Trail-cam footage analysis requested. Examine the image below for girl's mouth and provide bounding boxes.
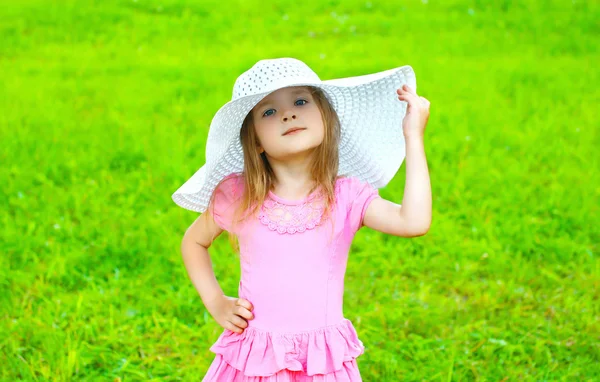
[283,127,306,136]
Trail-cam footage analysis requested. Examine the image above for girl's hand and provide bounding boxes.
[205,294,254,334]
[397,84,430,139]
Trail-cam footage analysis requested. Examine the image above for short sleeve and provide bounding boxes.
[340,177,381,234]
[207,173,243,232]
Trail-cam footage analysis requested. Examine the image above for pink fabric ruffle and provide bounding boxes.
[203,355,362,381]
[207,319,364,377]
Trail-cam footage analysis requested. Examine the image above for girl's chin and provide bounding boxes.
[265,145,322,162]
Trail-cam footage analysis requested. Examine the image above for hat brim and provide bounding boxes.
[172,65,416,213]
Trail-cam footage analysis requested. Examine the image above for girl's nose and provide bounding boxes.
[282,114,297,122]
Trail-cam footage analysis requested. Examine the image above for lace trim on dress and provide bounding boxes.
[258,191,326,235]
[257,179,352,235]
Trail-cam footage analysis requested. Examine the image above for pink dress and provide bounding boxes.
[202,173,381,381]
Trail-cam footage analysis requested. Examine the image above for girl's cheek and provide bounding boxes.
[256,125,277,142]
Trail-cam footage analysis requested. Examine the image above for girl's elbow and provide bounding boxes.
[416,226,430,237]
[408,221,431,237]
[419,221,432,236]
[397,213,431,237]
[391,227,427,238]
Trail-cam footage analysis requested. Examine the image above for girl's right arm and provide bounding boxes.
[180,212,254,333]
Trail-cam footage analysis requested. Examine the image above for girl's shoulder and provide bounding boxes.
[335,176,381,233]
[209,173,245,232]
[214,172,245,199]
[334,175,379,200]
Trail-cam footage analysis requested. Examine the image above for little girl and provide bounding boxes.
[173,57,431,381]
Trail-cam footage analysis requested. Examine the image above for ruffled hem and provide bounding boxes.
[203,355,362,381]
[208,319,365,377]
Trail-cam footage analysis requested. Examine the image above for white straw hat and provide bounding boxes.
[172,57,416,213]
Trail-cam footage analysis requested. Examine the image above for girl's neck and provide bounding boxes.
[271,171,317,199]
[271,178,317,201]
[268,157,317,201]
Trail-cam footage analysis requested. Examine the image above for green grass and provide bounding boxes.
[1,0,599,380]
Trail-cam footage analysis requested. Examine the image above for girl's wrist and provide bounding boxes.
[203,292,226,310]
[404,133,424,142]
[200,283,226,306]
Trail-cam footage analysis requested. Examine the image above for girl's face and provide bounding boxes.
[251,86,325,161]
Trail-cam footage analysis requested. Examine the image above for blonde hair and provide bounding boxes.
[212,86,341,251]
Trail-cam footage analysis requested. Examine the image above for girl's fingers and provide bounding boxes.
[228,315,248,330]
[224,320,244,333]
[398,93,419,106]
[397,84,417,95]
[236,298,254,311]
[236,305,254,320]
[405,85,417,95]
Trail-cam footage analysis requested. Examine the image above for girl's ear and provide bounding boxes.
[256,138,264,154]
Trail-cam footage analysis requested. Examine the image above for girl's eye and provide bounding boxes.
[262,99,308,117]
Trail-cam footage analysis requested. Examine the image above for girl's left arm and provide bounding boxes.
[363,84,432,237]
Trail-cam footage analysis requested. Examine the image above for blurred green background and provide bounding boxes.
[1,0,598,380]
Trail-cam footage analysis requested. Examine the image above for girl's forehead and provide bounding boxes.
[263,86,311,100]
